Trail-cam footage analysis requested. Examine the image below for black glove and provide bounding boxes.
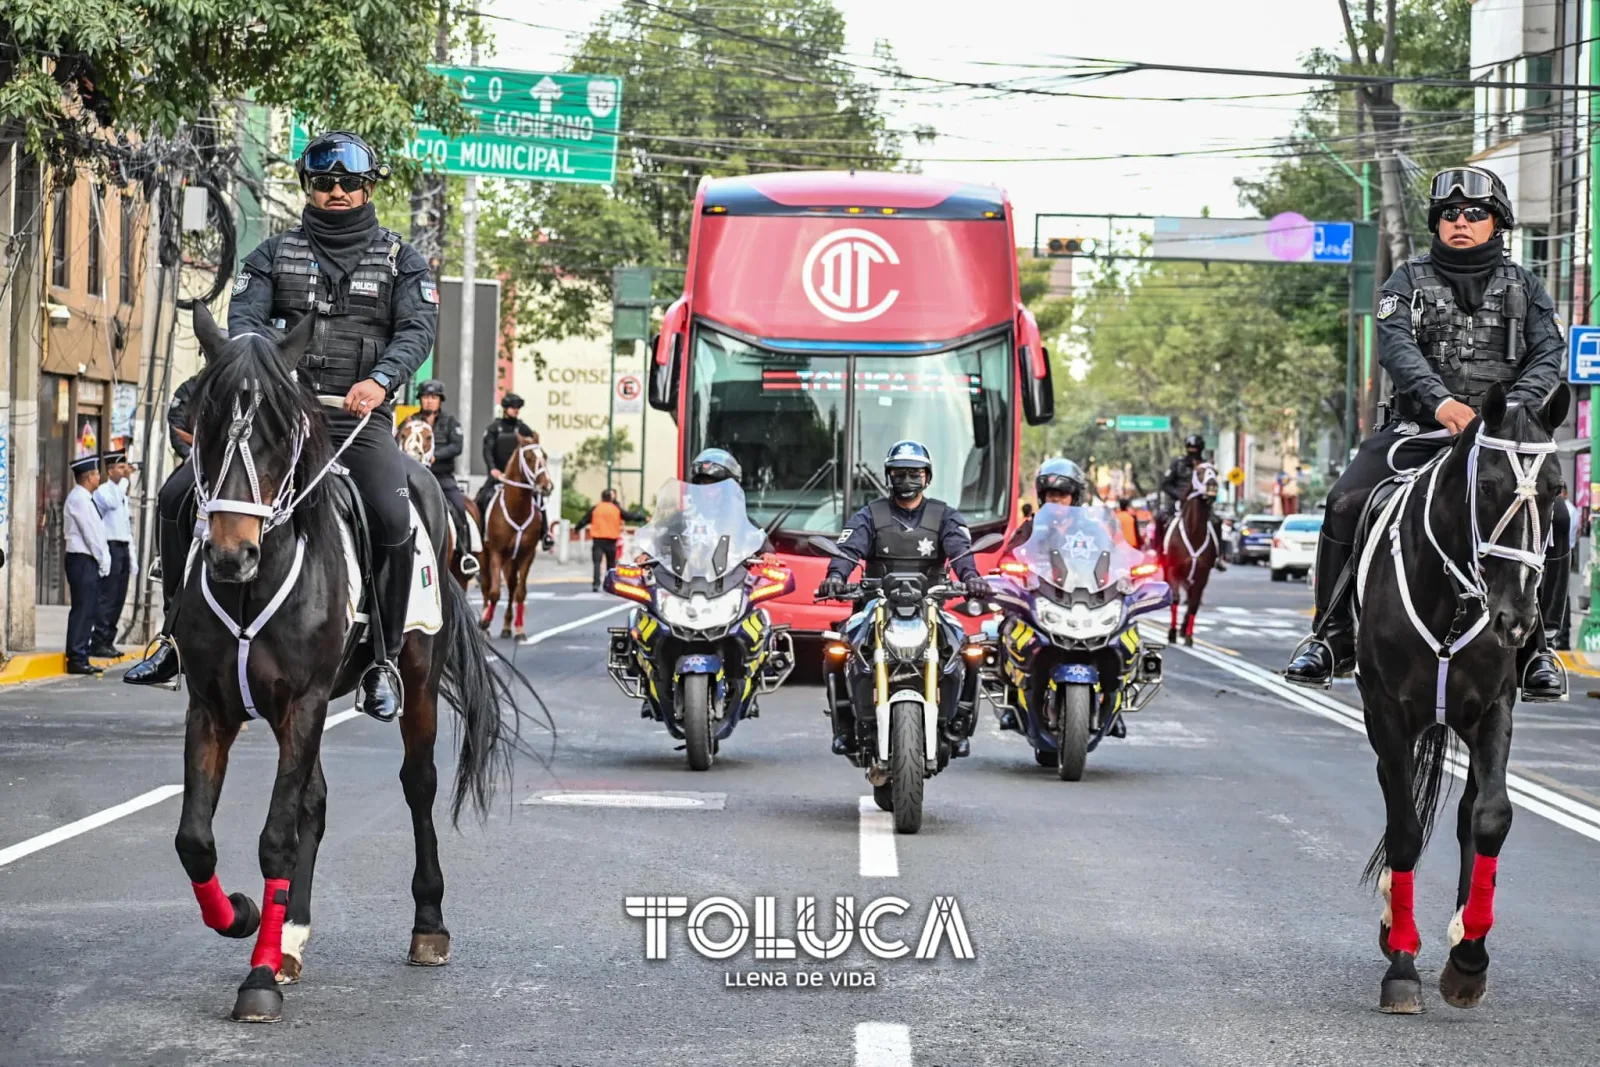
[963,576,992,600]
[817,575,849,600]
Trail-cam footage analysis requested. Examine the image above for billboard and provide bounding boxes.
[1151,214,1354,264]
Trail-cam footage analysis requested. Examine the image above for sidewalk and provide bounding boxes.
[0,605,137,685]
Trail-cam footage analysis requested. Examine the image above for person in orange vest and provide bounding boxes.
[1115,496,1143,550]
[576,488,648,591]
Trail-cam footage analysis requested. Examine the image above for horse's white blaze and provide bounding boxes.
[1378,867,1393,927]
[1447,907,1465,947]
[281,921,311,961]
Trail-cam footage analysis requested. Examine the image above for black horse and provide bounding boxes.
[1354,382,1566,1014]
[172,303,530,1023]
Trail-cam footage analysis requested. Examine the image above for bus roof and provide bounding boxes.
[702,171,1007,219]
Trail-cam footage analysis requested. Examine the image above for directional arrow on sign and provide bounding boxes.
[531,76,563,113]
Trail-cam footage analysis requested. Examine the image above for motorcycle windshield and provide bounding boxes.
[633,479,768,582]
[1013,504,1143,594]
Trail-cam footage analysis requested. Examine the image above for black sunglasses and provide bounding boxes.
[308,174,371,193]
[1439,205,1493,223]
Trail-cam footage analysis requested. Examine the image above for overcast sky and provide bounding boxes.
[479,0,1350,238]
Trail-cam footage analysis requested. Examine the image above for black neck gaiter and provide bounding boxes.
[1429,234,1504,314]
[300,202,380,312]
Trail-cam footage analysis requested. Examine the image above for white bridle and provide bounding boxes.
[493,442,550,557]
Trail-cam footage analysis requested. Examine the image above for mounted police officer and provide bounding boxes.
[816,441,992,757]
[1284,165,1566,700]
[127,130,437,723]
[475,393,554,550]
[400,379,471,563]
[1154,434,1225,571]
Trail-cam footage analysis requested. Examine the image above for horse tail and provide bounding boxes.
[435,576,556,826]
[1361,723,1455,884]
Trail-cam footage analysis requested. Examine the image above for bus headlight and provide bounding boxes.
[658,588,745,633]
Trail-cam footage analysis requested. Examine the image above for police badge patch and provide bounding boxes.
[231,273,251,296]
[1377,294,1399,320]
[420,280,440,304]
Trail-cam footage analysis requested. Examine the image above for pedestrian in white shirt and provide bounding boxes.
[64,454,111,675]
[91,449,138,657]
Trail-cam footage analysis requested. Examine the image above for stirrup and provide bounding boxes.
[1521,653,1569,704]
[1284,634,1336,690]
[457,552,480,577]
[358,660,405,722]
[132,635,182,691]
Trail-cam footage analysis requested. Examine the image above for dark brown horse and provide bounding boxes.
[173,304,531,1023]
[1161,461,1220,647]
[479,439,553,638]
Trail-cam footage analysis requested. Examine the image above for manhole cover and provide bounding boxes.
[524,791,726,810]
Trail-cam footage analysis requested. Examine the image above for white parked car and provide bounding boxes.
[1270,513,1322,582]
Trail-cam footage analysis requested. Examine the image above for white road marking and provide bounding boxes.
[1150,625,1600,845]
[0,785,184,867]
[519,604,631,646]
[855,1022,912,1067]
[0,610,616,867]
[858,796,899,878]
[523,791,726,810]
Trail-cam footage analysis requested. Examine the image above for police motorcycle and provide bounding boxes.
[982,504,1170,780]
[603,479,796,770]
[810,531,1004,835]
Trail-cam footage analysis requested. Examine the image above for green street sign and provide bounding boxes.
[1115,414,1172,433]
[291,66,622,184]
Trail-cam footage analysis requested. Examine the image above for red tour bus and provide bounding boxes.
[647,171,1055,636]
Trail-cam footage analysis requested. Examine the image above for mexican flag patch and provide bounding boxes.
[421,565,434,588]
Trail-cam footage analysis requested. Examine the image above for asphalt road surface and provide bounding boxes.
[4,572,1600,1066]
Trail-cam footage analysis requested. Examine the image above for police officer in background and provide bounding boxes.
[167,375,198,460]
[476,392,554,550]
[127,131,437,723]
[1285,165,1565,699]
[1153,434,1225,571]
[400,379,470,555]
[817,441,991,756]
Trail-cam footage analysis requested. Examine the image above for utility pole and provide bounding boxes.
[458,35,479,472]
[1576,0,1600,652]
[0,143,15,657]
[412,0,451,277]
[6,154,43,652]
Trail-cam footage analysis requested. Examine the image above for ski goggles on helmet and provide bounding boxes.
[301,140,377,177]
[307,174,371,193]
[1429,167,1497,203]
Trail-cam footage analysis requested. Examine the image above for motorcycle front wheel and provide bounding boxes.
[682,673,714,772]
[890,700,926,834]
[1055,685,1092,782]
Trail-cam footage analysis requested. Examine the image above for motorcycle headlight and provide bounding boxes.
[882,616,929,659]
[657,587,745,632]
[1035,599,1124,639]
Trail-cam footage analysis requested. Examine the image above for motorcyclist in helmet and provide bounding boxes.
[1005,458,1091,552]
[682,447,775,552]
[475,392,554,551]
[1153,434,1226,571]
[817,440,991,757]
[398,379,472,568]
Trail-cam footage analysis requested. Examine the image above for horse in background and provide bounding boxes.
[397,417,481,589]
[1161,461,1221,647]
[479,440,553,639]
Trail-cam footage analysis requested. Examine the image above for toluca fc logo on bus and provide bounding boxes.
[802,228,902,323]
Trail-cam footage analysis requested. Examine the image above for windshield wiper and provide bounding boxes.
[762,456,838,537]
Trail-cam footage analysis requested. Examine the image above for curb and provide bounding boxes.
[1557,650,1600,680]
[0,651,138,686]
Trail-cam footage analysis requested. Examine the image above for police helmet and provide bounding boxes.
[690,447,742,485]
[417,379,446,400]
[1183,433,1206,457]
[884,441,933,501]
[1427,166,1514,232]
[296,131,389,186]
[1036,458,1088,502]
[501,393,525,411]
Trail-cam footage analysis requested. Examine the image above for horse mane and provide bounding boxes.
[192,332,338,550]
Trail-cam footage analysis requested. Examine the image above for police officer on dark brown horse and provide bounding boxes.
[1285,165,1566,700]
[127,130,438,722]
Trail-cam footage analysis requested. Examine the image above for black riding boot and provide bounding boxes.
[1210,517,1227,571]
[1284,534,1356,687]
[1520,632,1567,703]
[541,504,555,551]
[124,515,187,688]
[358,533,415,722]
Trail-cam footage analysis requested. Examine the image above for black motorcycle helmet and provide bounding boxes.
[295,130,390,190]
[1183,433,1206,459]
[1427,165,1514,233]
[690,447,742,485]
[884,440,933,502]
[1035,457,1088,504]
[417,379,446,401]
[501,393,525,413]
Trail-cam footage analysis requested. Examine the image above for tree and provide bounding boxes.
[1,0,473,169]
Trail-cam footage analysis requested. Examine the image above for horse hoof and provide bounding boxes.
[275,955,302,985]
[1440,957,1488,1009]
[1168,627,1178,644]
[231,969,283,1023]
[220,892,260,939]
[513,628,526,639]
[499,627,512,639]
[1183,634,1194,648]
[1379,977,1425,1014]
[408,931,451,966]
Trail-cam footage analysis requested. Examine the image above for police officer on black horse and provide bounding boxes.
[816,441,992,758]
[127,130,439,722]
[400,379,473,570]
[475,393,554,551]
[1284,165,1566,700]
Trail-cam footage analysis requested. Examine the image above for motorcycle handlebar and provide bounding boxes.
[814,580,970,604]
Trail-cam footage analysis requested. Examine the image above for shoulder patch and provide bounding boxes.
[1377,294,1399,320]
[837,528,855,544]
[231,273,251,296]
[420,279,440,304]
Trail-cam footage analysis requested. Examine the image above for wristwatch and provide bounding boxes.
[370,371,392,392]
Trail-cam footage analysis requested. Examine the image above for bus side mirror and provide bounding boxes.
[1019,344,1054,426]
[649,332,681,413]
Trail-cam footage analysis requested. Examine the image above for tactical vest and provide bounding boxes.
[269,227,404,395]
[865,498,949,581]
[488,419,524,471]
[1398,259,1527,419]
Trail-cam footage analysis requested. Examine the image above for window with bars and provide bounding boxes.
[50,187,69,289]
[1526,54,1555,133]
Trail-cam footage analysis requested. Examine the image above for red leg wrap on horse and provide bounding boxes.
[1388,869,1421,955]
[249,879,292,971]
[515,602,525,628]
[481,602,495,626]
[1461,854,1498,941]
[192,875,235,931]
[1184,615,1196,636]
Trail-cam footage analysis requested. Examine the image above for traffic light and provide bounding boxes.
[1047,236,1098,257]
[1094,416,1116,429]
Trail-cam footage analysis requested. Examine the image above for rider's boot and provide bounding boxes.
[125,515,186,688]
[1210,517,1227,571]
[831,706,858,755]
[541,504,555,551]
[1284,534,1355,687]
[1520,630,1567,703]
[358,533,415,722]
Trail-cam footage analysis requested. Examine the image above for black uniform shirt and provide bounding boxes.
[827,497,980,583]
[481,416,536,473]
[167,375,199,459]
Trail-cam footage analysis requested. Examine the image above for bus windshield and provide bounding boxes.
[686,326,1014,532]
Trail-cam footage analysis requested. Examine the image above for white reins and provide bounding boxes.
[492,442,549,557]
